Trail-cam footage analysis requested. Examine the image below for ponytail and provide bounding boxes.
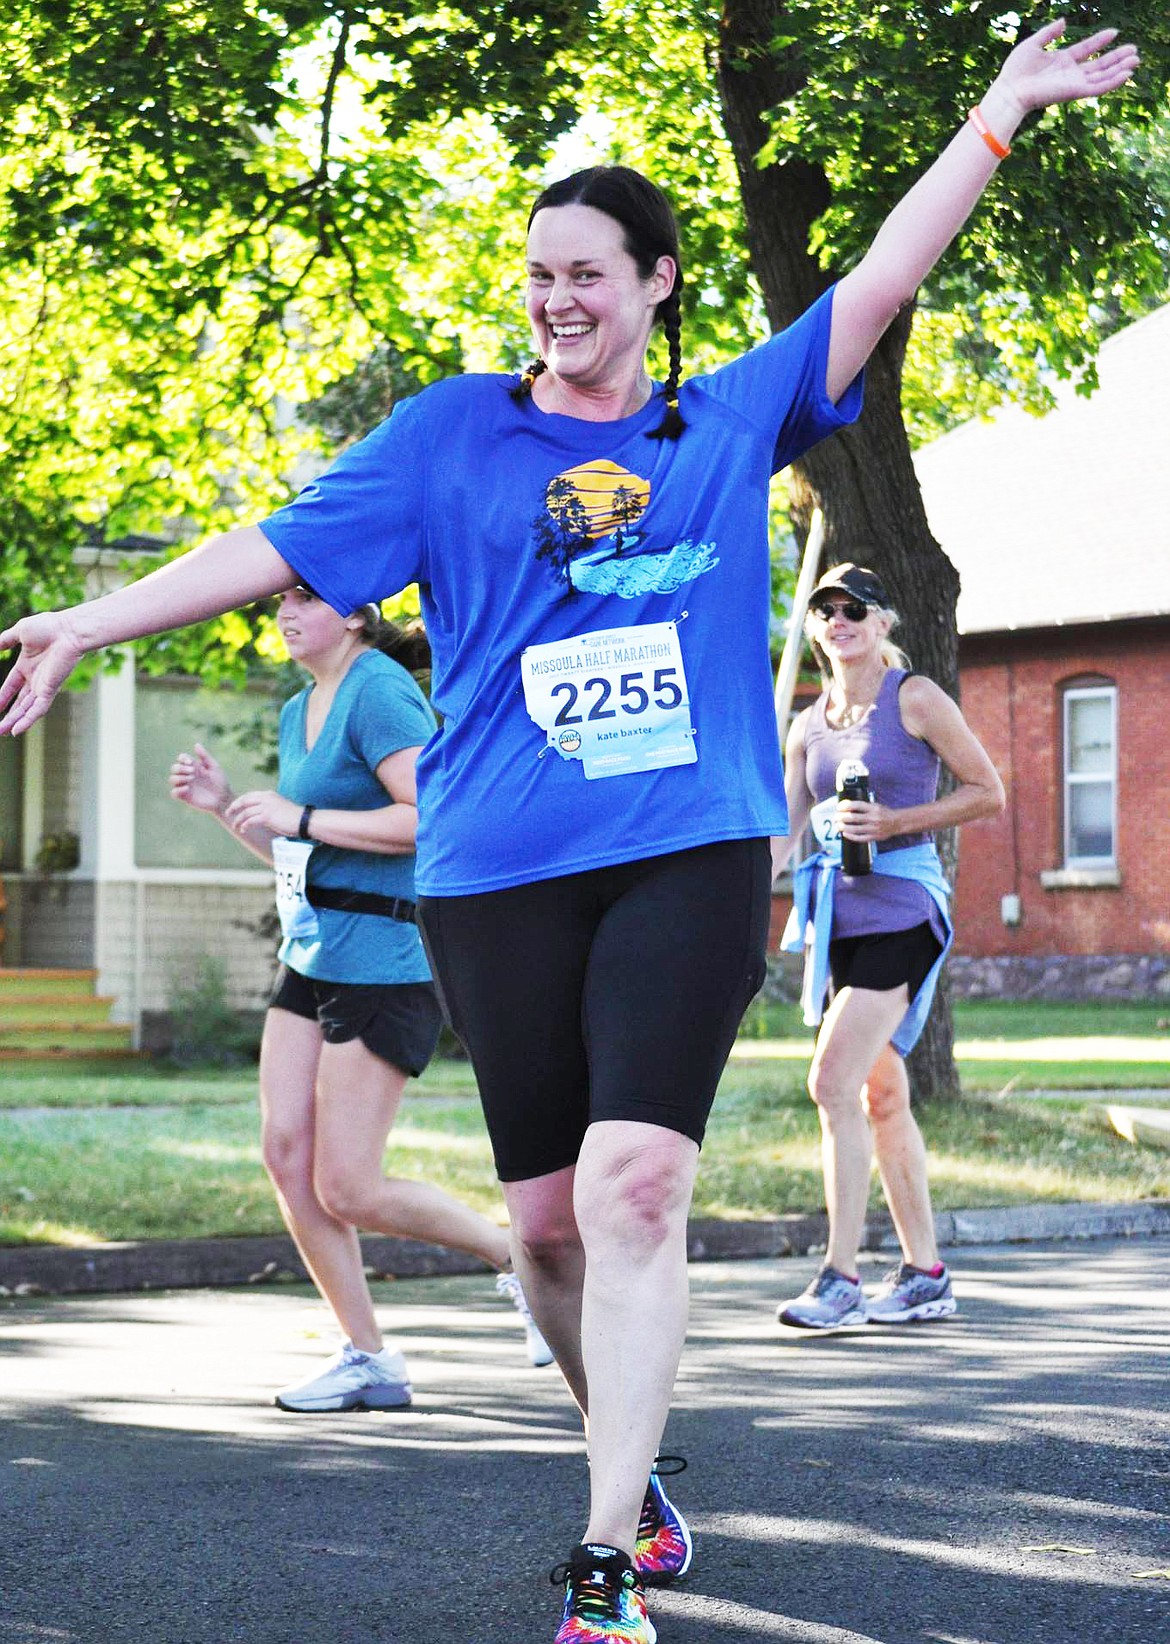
[354,606,432,680]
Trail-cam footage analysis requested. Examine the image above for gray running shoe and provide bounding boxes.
[274,1342,412,1412]
[777,1265,867,1330]
[496,1270,555,1367]
[866,1262,957,1323]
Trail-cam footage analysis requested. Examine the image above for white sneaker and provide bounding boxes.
[274,1342,412,1412]
[777,1265,868,1331]
[496,1270,555,1367]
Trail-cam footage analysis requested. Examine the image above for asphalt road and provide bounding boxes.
[2,1239,1167,1644]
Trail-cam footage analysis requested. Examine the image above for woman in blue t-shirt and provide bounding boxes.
[0,24,1139,1642]
[170,586,551,1411]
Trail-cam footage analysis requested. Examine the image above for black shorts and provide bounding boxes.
[828,921,942,1002]
[418,839,772,1182]
[268,966,443,1077]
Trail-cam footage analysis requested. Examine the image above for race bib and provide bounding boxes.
[810,796,844,851]
[272,837,319,941]
[521,620,697,781]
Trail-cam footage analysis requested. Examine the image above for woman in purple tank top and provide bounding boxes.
[773,563,1004,1333]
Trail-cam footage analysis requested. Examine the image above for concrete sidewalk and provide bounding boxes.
[2,1239,1168,1643]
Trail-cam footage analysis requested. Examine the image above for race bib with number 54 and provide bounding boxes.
[521,620,697,780]
[271,836,319,941]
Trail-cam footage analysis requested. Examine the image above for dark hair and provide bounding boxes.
[511,165,686,441]
[353,606,432,680]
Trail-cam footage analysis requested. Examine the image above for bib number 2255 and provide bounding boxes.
[522,621,696,780]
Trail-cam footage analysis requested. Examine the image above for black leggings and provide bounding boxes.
[419,839,772,1182]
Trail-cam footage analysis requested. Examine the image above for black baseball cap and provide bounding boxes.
[810,563,889,609]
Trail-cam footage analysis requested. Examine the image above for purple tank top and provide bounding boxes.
[802,667,944,941]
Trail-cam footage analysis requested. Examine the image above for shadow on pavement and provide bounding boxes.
[1,1242,1168,1643]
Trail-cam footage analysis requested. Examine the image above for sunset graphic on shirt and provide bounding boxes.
[532,458,719,598]
[545,460,651,541]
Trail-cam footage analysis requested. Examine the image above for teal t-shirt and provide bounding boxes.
[262,287,862,895]
[276,648,436,983]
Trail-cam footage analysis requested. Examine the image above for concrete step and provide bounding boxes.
[0,1046,143,1063]
[0,968,99,1000]
[0,1021,135,1054]
[0,995,117,1026]
[1107,1105,1170,1151]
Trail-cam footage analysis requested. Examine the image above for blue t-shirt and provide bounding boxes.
[276,647,437,982]
[261,287,862,895]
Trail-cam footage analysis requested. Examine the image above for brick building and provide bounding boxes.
[913,302,1170,998]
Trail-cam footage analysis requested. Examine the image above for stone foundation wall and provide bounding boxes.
[948,953,1170,1001]
[762,949,1170,1004]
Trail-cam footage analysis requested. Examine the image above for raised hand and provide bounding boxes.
[995,18,1139,118]
[170,743,232,816]
[0,612,88,737]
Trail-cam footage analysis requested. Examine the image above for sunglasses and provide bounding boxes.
[810,598,870,623]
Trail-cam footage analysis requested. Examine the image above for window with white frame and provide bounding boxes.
[135,678,279,869]
[1062,684,1117,867]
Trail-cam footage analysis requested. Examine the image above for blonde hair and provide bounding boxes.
[875,606,912,672]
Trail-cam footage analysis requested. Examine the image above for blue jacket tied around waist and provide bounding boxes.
[780,841,953,1055]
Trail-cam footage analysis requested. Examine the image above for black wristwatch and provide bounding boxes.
[297,804,316,841]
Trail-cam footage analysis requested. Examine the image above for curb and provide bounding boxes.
[2,1200,1168,1298]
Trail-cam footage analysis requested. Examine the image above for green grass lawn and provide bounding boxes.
[0,1057,481,1110]
[735,997,1170,1090]
[2,1003,1167,1246]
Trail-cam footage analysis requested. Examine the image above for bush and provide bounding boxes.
[164,954,260,1068]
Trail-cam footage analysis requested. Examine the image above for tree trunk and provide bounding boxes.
[718,0,962,1102]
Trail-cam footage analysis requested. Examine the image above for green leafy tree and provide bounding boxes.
[706,0,1170,1098]
[0,1,569,673]
[3,0,1169,1094]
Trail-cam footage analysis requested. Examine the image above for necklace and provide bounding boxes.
[833,698,873,730]
[830,671,884,730]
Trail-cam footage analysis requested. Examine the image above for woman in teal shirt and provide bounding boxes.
[171,585,550,1411]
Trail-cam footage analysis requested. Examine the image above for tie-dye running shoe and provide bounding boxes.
[552,1545,656,1644]
[634,1455,693,1585]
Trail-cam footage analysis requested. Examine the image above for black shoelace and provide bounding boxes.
[550,1550,642,1620]
[638,1453,687,1538]
[554,1566,625,1621]
[651,1453,687,1478]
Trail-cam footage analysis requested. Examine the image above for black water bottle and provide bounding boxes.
[836,758,874,876]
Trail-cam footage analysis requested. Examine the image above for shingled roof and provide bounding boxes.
[912,302,1170,636]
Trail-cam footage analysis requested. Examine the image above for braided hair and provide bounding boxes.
[510,165,687,441]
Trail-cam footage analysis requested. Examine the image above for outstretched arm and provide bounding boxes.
[0,524,296,737]
[826,19,1140,402]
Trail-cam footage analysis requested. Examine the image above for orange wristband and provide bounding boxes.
[968,105,1011,161]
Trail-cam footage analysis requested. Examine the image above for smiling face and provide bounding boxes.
[807,596,891,668]
[525,203,675,395]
